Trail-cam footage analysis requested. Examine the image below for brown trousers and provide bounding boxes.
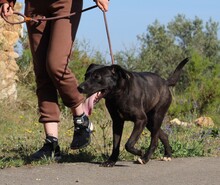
[25,0,84,123]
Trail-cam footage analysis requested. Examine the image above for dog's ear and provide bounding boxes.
[111,65,130,79]
[85,63,104,79]
[86,63,101,73]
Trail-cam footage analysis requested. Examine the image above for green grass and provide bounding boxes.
[0,84,219,169]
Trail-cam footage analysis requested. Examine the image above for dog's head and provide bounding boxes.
[78,63,130,95]
[78,63,130,115]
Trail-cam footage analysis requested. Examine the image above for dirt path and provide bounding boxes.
[1,157,219,185]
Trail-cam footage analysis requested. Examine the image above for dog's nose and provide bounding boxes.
[77,85,84,93]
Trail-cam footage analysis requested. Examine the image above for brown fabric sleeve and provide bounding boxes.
[0,0,16,8]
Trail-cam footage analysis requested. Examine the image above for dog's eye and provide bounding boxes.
[92,74,101,80]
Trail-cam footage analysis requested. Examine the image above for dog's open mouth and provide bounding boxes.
[82,90,107,116]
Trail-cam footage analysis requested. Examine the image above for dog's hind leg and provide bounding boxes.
[125,119,147,157]
[138,107,169,164]
[158,129,172,161]
[137,128,160,164]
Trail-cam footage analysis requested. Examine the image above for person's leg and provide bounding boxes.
[25,0,61,160]
[46,0,84,109]
[46,0,93,149]
[44,122,58,138]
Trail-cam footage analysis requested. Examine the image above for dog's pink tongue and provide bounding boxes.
[82,93,98,116]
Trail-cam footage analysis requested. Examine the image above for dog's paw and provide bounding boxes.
[160,157,172,161]
[99,160,116,167]
[136,158,149,165]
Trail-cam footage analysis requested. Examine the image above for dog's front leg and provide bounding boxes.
[100,120,124,167]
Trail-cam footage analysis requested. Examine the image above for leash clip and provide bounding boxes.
[24,16,39,23]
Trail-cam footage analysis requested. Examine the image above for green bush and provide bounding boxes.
[169,51,220,126]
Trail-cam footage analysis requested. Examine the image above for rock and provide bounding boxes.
[194,116,214,127]
[0,3,22,102]
[2,31,20,47]
[170,118,189,127]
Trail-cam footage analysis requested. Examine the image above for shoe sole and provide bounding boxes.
[89,122,94,131]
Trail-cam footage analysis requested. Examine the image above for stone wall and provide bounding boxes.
[0,3,22,101]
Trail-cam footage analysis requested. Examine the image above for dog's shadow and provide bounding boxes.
[58,151,97,163]
[58,152,129,167]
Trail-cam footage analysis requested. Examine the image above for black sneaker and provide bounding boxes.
[70,113,93,150]
[30,136,61,161]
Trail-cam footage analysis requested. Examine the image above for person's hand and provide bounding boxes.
[94,0,109,12]
[0,3,13,16]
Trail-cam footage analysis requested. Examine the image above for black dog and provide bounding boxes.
[78,58,189,167]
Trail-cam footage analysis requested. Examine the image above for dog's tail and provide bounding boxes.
[166,58,189,86]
